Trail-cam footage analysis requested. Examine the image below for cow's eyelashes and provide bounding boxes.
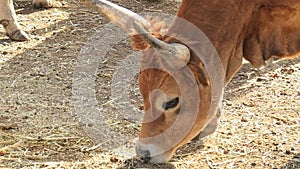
[163,97,179,110]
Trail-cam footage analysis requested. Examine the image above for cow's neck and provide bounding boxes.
[172,0,256,83]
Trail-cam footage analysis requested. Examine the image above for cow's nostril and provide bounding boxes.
[142,156,151,163]
[136,147,151,162]
[143,149,151,157]
[141,149,151,162]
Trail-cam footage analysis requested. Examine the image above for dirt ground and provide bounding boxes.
[0,0,299,168]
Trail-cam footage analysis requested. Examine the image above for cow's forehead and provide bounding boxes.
[139,68,178,90]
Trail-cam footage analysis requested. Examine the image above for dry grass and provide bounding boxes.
[0,0,299,168]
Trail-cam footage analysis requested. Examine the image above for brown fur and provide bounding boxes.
[133,0,300,83]
[131,17,165,50]
[131,18,211,86]
[133,0,300,163]
[176,0,300,82]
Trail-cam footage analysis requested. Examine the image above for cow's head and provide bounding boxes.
[88,0,224,163]
[131,24,215,162]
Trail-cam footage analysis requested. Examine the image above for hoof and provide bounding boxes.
[10,30,30,41]
[33,0,53,8]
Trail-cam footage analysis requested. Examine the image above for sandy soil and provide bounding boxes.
[0,0,299,168]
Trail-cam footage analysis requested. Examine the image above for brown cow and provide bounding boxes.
[87,0,300,163]
[0,0,52,41]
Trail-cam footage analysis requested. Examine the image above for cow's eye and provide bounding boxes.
[163,97,179,110]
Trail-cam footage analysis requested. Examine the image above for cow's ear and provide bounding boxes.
[188,59,210,87]
[131,34,150,50]
[131,17,165,50]
[194,62,211,87]
[131,32,164,50]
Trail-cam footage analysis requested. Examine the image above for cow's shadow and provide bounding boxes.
[14,1,41,15]
[223,56,300,104]
[14,1,66,15]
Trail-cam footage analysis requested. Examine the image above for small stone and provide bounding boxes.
[226,102,232,106]
[223,149,229,154]
[110,157,119,162]
[241,117,248,122]
[256,77,265,82]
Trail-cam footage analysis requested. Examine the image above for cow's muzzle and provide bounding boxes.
[136,146,151,162]
[135,140,173,163]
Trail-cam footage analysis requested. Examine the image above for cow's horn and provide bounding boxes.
[86,0,150,34]
[133,22,190,69]
[87,0,190,68]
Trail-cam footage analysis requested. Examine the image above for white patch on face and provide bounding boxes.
[151,89,180,113]
[136,140,162,155]
[149,153,172,164]
[135,139,172,163]
[152,89,168,112]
